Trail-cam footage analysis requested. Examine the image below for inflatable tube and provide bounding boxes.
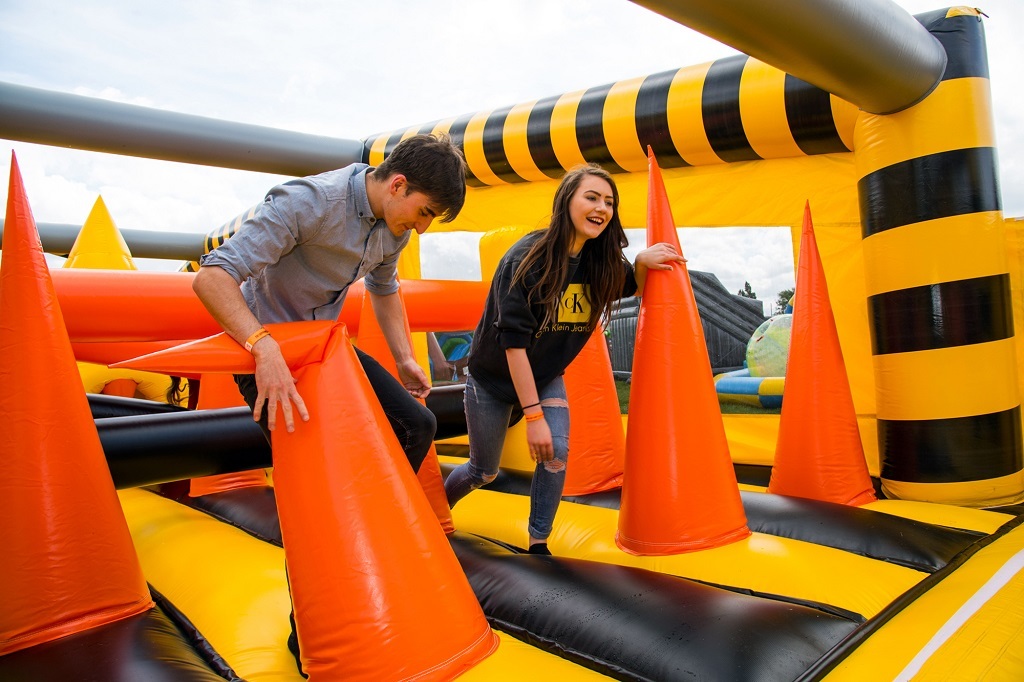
[714,368,784,408]
[89,393,186,418]
[96,408,270,489]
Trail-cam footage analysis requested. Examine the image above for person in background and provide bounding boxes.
[444,164,684,555]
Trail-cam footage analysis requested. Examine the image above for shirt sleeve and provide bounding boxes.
[493,255,538,349]
[363,234,410,296]
[198,178,328,283]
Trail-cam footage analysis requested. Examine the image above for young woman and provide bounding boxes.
[444,164,684,555]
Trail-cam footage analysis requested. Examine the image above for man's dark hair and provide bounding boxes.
[373,133,467,223]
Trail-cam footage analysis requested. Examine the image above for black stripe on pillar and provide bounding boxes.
[859,147,1000,237]
[870,274,1014,355]
[915,10,989,80]
[526,95,565,179]
[575,84,626,174]
[702,55,761,163]
[879,406,1023,483]
[635,69,689,169]
[784,74,850,155]
[446,112,485,188]
[482,105,526,184]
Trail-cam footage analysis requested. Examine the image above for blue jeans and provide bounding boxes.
[234,347,435,473]
[444,375,569,540]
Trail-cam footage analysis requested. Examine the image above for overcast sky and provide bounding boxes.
[2,0,1022,312]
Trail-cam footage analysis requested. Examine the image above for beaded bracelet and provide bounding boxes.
[525,411,545,423]
[244,327,271,352]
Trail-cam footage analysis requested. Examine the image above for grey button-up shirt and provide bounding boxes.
[199,164,410,324]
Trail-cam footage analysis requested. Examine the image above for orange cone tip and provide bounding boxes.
[767,203,876,506]
[0,153,152,655]
[616,148,750,555]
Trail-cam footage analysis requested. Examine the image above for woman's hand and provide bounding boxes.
[636,242,686,271]
[634,242,687,294]
[527,415,554,463]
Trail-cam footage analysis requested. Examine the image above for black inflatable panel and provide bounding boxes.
[179,486,283,546]
[440,464,984,573]
[450,532,857,682]
[0,604,235,682]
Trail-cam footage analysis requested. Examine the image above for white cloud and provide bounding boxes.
[2,0,1022,275]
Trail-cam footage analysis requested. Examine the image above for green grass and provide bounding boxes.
[614,379,781,415]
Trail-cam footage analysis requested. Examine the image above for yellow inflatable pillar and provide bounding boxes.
[855,9,1024,506]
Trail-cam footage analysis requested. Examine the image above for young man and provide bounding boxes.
[193,133,467,474]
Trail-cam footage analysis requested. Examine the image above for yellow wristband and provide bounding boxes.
[525,411,545,423]
[244,327,271,352]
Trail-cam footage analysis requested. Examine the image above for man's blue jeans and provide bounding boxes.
[444,375,569,540]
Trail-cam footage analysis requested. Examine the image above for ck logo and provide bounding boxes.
[558,284,591,322]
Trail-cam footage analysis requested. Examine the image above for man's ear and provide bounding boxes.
[389,174,407,195]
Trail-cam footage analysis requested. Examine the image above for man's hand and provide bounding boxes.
[397,357,431,399]
[252,337,310,432]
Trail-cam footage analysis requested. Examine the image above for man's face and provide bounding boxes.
[383,176,441,238]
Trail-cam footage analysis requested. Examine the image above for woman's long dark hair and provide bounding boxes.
[510,164,628,330]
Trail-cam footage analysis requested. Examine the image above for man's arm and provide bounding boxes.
[368,290,430,399]
[192,265,309,432]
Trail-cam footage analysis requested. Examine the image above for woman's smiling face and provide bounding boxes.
[569,174,615,254]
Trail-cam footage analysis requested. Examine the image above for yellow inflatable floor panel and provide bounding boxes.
[119,488,303,682]
[450,489,926,618]
[864,499,1012,535]
[121,488,613,680]
[824,520,1024,681]
[462,632,609,681]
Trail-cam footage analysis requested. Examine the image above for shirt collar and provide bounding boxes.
[353,166,377,225]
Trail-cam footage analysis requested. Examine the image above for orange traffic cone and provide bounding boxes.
[0,153,152,655]
[562,325,626,495]
[767,203,876,506]
[117,323,498,679]
[616,148,750,555]
[355,287,455,534]
[189,373,269,497]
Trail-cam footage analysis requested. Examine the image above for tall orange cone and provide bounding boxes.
[355,287,455,534]
[616,148,750,555]
[0,153,152,655]
[189,373,269,497]
[562,325,626,495]
[117,324,498,679]
[767,203,876,506]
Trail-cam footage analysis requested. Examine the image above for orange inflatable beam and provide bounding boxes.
[616,149,750,555]
[118,323,498,679]
[0,153,152,656]
[767,203,876,506]
[51,269,489,342]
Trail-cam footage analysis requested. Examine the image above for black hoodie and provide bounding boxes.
[468,231,637,403]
